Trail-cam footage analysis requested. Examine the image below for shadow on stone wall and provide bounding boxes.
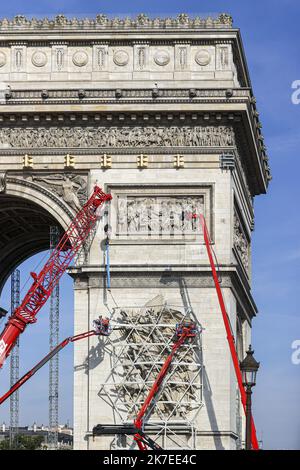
[202,368,225,450]
[74,337,106,374]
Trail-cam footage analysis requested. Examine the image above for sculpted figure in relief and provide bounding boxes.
[234,214,250,271]
[117,196,204,236]
[0,172,6,193]
[30,173,87,210]
[0,125,235,149]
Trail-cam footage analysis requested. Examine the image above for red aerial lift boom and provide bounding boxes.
[0,184,260,451]
[192,213,259,450]
[0,186,112,368]
[0,318,111,406]
[133,321,198,451]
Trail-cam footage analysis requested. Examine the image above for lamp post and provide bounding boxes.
[240,346,260,450]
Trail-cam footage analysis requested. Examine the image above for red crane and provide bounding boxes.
[0,318,111,407]
[192,213,259,450]
[0,331,95,406]
[133,321,198,451]
[0,186,112,368]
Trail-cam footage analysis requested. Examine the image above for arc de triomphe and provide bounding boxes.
[0,14,270,450]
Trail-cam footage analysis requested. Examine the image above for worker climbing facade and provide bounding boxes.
[0,13,270,450]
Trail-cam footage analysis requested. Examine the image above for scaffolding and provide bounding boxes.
[48,226,60,450]
[9,269,20,449]
[99,296,203,449]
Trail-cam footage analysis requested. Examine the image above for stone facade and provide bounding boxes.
[0,14,270,450]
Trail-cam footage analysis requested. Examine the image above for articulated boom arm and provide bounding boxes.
[192,213,259,450]
[134,322,197,450]
[0,186,112,368]
[0,316,112,407]
[0,330,96,406]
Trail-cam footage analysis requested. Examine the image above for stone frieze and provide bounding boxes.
[117,195,204,237]
[0,125,235,149]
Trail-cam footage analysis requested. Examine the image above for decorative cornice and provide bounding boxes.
[0,108,269,194]
[0,13,233,32]
[0,147,233,156]
[0,110,244,123]
[2,87,251,104]
[0,39,234,48]
[68,266,257,319]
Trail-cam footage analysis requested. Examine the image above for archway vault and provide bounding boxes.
[0,177,74,294]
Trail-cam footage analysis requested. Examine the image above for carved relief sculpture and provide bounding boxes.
[97,47,106,69]
[0,125,235,149]
[56,48,64,70]
[179,47,187,69]
[26,173,88,210]
[0,172,6,193]
[117,195,204,237]
[15,48,23,70]
[137,47,146,69]
[233,212,250,272]
[219,47,229,69]
[0,51,7,67]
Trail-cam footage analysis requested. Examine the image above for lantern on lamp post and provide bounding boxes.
[240,345,260,450]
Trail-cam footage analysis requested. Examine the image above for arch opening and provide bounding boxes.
[0,194,64,294]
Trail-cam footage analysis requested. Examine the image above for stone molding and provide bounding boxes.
[0,124,235,149]
[0,147,229,157]
[0,42,234,79]
[0,121,268,198]
[0,14,233,31]
[4,87,251,103]
[108,183,213,241]
[72,270,232,289]
[6,175,75,219]
[69,267,257,320]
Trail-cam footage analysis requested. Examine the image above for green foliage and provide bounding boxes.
[16,434,44,450]
[0,439,10,449]
[0,434,45,450]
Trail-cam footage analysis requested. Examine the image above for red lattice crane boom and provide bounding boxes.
[0,186,112,368]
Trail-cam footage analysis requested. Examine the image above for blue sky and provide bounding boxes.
[0,0,299,450]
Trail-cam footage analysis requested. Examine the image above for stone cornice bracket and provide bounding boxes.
[49,41,69,46]
[0,13,233,31]
[91,40,109,46]
[8,41,27,46]
[0,172,6,193]
[132,40,150,45]
[174,39,191,45]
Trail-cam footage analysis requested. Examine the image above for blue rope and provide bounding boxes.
[105,238,111,290]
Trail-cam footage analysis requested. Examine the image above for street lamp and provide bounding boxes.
[240,345,260,450]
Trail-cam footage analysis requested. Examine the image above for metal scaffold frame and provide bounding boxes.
[99,299,203,450]
[48,226,60,450]
[9,269,20,449]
